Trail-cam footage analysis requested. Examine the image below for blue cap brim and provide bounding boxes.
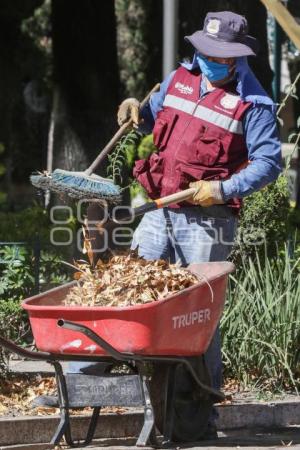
[185,30,258,58]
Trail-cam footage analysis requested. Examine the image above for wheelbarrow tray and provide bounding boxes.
[22,261,234,357]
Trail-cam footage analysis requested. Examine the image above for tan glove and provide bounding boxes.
[189,180,224,207]
[117,98,140,127]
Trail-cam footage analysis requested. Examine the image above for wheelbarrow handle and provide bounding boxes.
[0,335,53,361]
[57,319,224,402]
[57,319,143,362]
[0,334,113,363]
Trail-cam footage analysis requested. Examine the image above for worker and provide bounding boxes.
[117,11,282,437]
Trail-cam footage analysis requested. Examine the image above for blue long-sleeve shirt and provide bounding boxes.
[140,71,282,200]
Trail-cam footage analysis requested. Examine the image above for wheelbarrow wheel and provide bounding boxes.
[150,357,213,442]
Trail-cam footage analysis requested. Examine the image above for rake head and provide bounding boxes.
[30,169,122,204]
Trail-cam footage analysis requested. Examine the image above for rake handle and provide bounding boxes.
[85,83,161,176]
[114,187,197,222]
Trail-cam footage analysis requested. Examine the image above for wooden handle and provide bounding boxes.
[155,188,196,208]
[260,0,300,50]
[86,83,161,175]
[113,187,197,223]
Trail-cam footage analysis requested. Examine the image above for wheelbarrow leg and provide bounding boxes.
[52,361,101,448]
[162,364,176,446]
[79,407,101,446]
[137,375,157,447]
[50,408,69,445]
[64,407,101,448]
[50,362,71,445]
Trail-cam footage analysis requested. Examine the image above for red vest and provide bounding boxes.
[133,66,252,210]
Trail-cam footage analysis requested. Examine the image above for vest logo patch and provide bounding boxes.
[220,94,240,109]
[206,19,221,35]
[175,82,193,95]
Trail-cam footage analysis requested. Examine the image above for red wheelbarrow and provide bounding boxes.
[0,261,234,447]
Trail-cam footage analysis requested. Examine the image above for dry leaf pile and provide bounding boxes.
[0,376,57,416]
[0,375,126,417]
[65,252,198,307]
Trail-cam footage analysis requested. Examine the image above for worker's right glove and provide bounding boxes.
[117,98,140,127]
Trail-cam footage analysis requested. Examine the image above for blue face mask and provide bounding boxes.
[196,54,231,82]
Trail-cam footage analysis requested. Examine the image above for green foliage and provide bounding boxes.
[125,141,138,168]
[0,205,76,246]
[0,298,27,372]
[21,0,52,82]
[39,251,70,287]
[0,246,35,301]
[0,206,49,242]
[222,245,300,392]
[111,133,157,202]
[21,0,51,49]
[137,134,157,160]
[129,179,148,206]
[0,245,69,302]
[0,204,73,374]
[122,133,157,171]
[107,130,141,185]
[0,244,69,373]
[126,134,157,204]
[231,175,290,262]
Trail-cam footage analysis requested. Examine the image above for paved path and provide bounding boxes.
[47,427,300,449]
[3,428,300,450]
[8,359,68,374]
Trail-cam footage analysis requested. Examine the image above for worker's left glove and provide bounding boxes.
[117,98,140,127]
[189,180,225,207]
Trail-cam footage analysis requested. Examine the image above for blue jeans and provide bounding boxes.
[131,207,237,393]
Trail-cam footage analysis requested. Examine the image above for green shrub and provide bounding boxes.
[125,134,157,204]
[0,245,70,373]
[0,245,69,301]
[137,134,157,159]
[221,244,300,392]
[0,204,77,245]
[129,180,148,205]
[231,175,291,263]
[0,246,35,301]
[123,133,157,168]
[0,205,54,243]
[0,299,27,372]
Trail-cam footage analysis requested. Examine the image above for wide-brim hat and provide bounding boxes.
[185,11,259,58]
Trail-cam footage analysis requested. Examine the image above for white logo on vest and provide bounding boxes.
[175,82,193,95]
[206,19,221,35]
[220,94,240,109]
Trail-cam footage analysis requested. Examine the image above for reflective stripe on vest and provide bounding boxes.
[163,94,243,135]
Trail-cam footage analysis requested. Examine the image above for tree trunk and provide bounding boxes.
[115,0,162,98]
[0,0,47,209]
[51,0,120,173]
[287,0,300,209]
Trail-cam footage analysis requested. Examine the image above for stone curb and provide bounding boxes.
[0,445,53,450]
[0,412,143,446]
[216,400,300,429]
[1,401,300,446]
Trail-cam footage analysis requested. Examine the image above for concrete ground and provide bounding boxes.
[3,360,300,449]
[2,429,300,450]
[60,427,300,449]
